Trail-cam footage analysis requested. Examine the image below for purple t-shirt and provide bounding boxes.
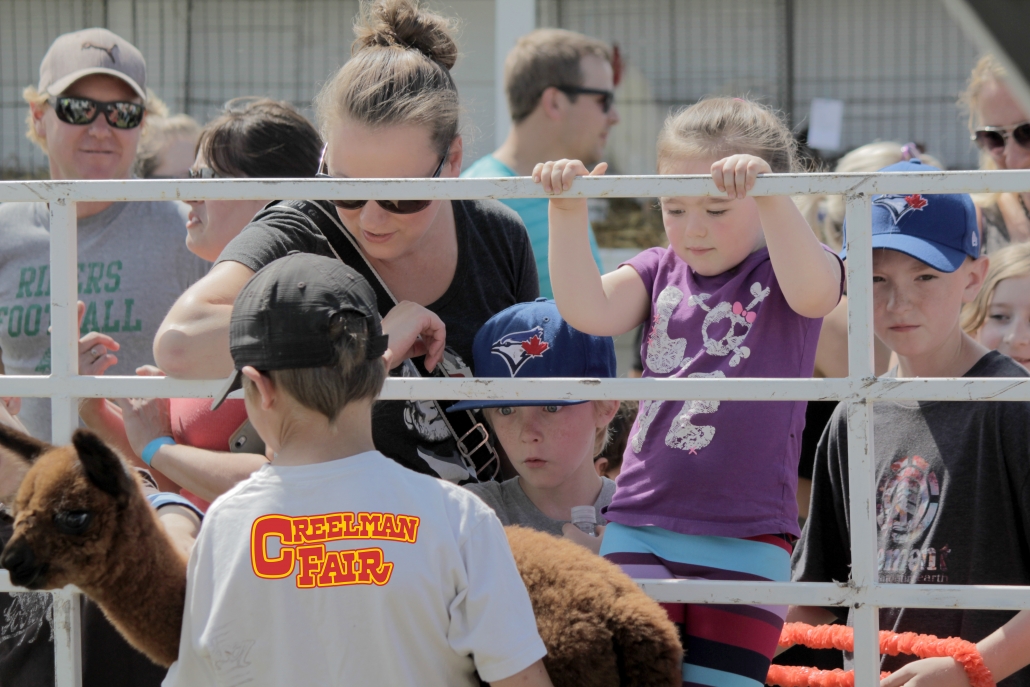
[607,246,830,539]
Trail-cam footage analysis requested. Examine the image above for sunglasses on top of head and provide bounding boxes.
[316,145,448,215]
[555,86,615,114]
[48,96,145,129]
[972,122,1030,154]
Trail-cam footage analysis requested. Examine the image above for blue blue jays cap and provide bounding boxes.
[447,299,616,413]
[840,159,980,273]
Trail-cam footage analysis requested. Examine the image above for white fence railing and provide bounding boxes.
[1,170,1029,687]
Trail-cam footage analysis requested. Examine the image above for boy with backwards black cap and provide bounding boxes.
[790,160,1030,685]
[165,253,552,687]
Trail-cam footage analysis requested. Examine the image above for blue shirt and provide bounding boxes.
[462,155,604,299]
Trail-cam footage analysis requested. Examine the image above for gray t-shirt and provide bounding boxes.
[465,476,617,536]
[792,351,1030,684]
[0,201,209,441]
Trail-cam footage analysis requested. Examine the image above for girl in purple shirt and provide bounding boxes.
[534,96,843,687]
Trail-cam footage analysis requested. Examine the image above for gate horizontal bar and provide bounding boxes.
[1,375,1028,402]
[1,170,1029,203]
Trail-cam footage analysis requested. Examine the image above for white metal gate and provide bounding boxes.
[1,169,1029,687]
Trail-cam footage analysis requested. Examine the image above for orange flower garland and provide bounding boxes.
[766,622,995,687]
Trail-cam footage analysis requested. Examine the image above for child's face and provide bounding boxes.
[659,156,766,276]
[484,403,603,490]
[978,275,1030,368]
[872,250,985,359]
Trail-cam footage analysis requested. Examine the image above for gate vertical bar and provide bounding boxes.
[49,199,79,445]
[844,193,880,686]
[48,198,82,687]
[52,590,82,687]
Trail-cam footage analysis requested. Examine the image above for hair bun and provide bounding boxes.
[353,0,458,71]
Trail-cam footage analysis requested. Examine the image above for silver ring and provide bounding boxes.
[90,345,101,358]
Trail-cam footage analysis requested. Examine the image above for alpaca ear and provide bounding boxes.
[72,429,135,503]
[0,422,51,463]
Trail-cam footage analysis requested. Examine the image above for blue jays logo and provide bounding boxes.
[873,194,929,227]
[491,327,550,376]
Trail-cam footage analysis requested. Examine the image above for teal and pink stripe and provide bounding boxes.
[601,523,791,687]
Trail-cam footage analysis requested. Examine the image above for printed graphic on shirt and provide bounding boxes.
[210,623,256,686]
[2,261,142,373]
[665,371,725,454]
[646,286,686,373]
[251,511,420,588]
[399,349,481,482]
[631,398,663,453]
[0,593,53,648]
[876,455,947,583]
[401,348,472,444]
[490,326,550,376]
[636,282,769,455]
[680,281,770,370]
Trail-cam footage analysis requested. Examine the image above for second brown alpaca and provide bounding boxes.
[507,526,682,687]
[0,424,682,685]
[0,427,185,666]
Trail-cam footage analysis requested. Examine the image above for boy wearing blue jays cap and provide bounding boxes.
[791,160,1030,685]
[455,299,620,549]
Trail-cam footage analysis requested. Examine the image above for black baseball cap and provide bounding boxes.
[211,253,389,410]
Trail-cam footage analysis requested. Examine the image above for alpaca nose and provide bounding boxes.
[0,541,46,588]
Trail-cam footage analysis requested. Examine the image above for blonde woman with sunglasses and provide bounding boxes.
[155,0,539,484]
[961,54,1030,253]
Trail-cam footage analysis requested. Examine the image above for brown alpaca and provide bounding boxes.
[0,425,682,685]
[505,526,682,687]
[0,425,186,667]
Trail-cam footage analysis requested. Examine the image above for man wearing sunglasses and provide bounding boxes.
[0,28,210,687]
[463,29,619,299]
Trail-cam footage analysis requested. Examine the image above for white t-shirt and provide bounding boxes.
[163,451,546,687]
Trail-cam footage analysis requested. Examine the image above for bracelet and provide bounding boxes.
[141,436,176,466]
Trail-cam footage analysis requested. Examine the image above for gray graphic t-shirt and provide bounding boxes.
[465,476,616,536]
[793,351,1030,684]
[0,200,210,441]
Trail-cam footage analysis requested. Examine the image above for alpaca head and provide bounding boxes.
[0,425,138,591]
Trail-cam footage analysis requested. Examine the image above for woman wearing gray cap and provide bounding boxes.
[155,0,538,484]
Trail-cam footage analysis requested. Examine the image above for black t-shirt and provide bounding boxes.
[218,198,539,481]
[792,351,1030,684]
[799,400,839,481]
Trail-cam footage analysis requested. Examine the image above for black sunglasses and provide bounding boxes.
[316,145,447,215]
[556,86,615,114]
[49,96,145,129]
[972,122,1030,154]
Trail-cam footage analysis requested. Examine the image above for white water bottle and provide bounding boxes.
[570,506,597,536]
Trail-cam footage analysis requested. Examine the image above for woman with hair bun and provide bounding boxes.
[154,0,539,484]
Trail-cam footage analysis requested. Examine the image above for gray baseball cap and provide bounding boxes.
[39,28,147,101]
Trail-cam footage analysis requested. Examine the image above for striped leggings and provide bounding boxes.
[601,522,792,687]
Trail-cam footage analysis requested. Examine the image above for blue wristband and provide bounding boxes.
[141,436,176,466]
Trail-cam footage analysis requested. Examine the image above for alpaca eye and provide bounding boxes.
[54,510,93,535]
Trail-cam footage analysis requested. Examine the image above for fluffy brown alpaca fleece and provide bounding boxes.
[0,425,186,667]
[505,525,683,687]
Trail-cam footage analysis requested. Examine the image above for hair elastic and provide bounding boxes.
[901,142,921,161]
